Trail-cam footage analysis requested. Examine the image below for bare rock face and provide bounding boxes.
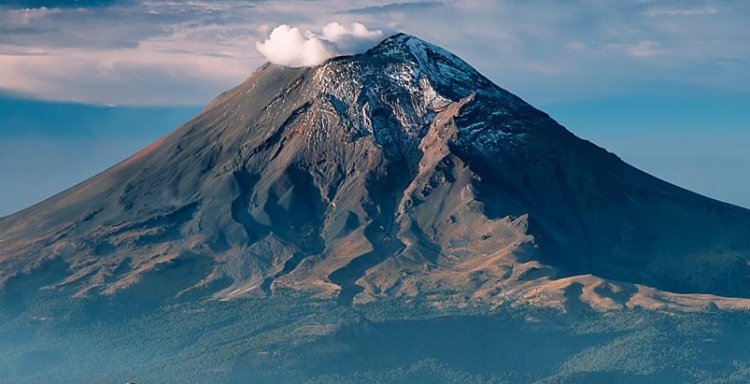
[1,33,750,312]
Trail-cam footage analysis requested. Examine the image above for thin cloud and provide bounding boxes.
[608,40,664,58]
[0,46,250,106]
[338,1,445,15]
[2,6,61,27]
[644,6,719,17]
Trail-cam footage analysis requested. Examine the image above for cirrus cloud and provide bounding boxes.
[255,22,383,67]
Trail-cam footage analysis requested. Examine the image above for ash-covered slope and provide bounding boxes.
[1,33,750,311]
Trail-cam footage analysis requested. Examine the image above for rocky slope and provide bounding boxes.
[1,33,750,314]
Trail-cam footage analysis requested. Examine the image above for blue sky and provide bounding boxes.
[0,0,749,216]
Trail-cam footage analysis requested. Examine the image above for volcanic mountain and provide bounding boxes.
[6,33,750,384]
[2,33,750,314]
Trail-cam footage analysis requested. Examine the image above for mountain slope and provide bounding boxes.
[1,33,750,313]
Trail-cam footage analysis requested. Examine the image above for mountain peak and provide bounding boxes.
[368,32,450,58]
[367,32,431,53]
[312,32,511,111]
[360,33,486,97]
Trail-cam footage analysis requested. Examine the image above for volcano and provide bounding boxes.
[2,34,750,384]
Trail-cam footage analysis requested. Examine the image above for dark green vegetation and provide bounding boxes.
[3,292,750,384]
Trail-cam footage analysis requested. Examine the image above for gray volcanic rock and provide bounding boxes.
[1,33,750,312]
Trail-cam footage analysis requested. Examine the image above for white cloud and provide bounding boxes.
[255,22,383,67]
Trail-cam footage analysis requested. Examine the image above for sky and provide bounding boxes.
[0,0,749,216]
